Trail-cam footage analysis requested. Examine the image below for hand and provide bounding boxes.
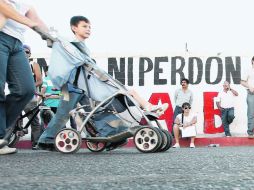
[249,87,254,93]
[218,106,223,110]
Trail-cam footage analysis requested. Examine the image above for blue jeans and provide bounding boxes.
[221,107,235,135]
[247,90,254,135]
[0,32,35,138]
[38,92,86,144]
[173,106,183,122]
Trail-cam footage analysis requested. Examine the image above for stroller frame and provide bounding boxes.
[32,27,173,154]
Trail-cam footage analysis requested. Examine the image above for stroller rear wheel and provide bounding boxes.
[157,129,173,152]
[134,127,163,153]
[85,141,106,152]
[54,128,81,154]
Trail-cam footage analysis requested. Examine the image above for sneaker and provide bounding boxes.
[36,143,56,151]
[0,146,17,155]
[32,145,38,150]
[0,139,7,149]
[225,133,232,137]
[172,143,180,148]
[190,143,195,148]
[106,140,128,151]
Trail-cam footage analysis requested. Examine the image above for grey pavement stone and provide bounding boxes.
[0,147,254,189]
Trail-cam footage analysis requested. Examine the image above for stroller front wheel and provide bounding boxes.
[54,128,81,154]
[134,127,163,153]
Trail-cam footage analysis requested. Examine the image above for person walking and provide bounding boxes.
[0,0,47,154]
[23,44,43,149]
[37,16,168,150]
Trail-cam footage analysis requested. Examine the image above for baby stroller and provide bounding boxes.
[34,27,173,154]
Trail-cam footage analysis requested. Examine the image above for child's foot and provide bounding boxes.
[145,103,169,114]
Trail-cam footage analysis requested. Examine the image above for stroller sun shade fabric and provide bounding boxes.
[48,37,92,89]
[48,37,119,101]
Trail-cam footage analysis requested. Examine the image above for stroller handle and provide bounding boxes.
[32,26,57,47]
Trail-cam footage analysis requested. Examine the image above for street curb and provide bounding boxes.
[15,137,254,149]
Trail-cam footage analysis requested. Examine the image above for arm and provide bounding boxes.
[241,80,254,93]
[241,80,249,88]
[0,0,36,28]
[216,101,222,110]
[40,84,60,100]
[189,91,193,105]
[174,89,178,103]
[32,62,42,87]
[174,117,182,126]
[25,7,48,31]
[41,86,46,95]
[215,92,222,110]
[183,116,197,128]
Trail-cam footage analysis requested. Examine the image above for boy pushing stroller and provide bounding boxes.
[37,16,168,151]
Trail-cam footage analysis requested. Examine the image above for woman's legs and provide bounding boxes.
[173,124,180,147]
[190,137,196,148]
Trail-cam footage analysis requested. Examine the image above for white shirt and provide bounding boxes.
[176,112,196,126]
[1,0,31,42]
[217,90,235,108]
[241,68,254,89]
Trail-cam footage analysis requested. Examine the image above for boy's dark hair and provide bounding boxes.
[181,78,189,84]
[70,16,90,33]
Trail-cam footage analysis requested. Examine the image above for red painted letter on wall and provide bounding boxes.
[203,92,224,134]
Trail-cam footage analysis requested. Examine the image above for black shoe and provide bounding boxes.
[37,143,56,151]
[32,145,38,150]
[105,140,128,151]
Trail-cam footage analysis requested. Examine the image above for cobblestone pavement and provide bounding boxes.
[1,147,254,190]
